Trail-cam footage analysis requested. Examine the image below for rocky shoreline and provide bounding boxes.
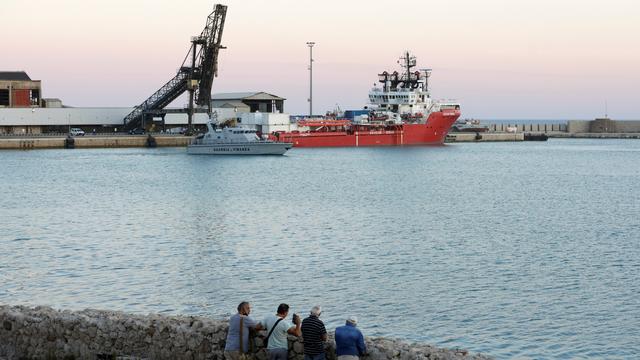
[0,305,492,360]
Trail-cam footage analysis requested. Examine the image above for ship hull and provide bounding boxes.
[275,110,460,148]
[187,142,292,155]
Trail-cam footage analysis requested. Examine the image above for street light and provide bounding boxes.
[306,42,315,117]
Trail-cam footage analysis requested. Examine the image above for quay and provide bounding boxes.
[1,118,640,149]
[447,118,640,142]
[0,305,492,360]
[445,132,524,142]
[0,134,192,150]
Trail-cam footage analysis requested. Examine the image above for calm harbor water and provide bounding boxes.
[1,139,639,359]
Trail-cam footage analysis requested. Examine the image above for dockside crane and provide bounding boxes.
[123,4,227,132]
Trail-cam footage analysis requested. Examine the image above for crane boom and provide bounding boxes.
[123,4,227,130]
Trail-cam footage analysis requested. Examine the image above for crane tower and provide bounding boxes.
[123,4,227,131]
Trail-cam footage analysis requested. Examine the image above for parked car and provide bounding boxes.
[165,127,186,134]
[128,128,146,135]
[69,128,85,136]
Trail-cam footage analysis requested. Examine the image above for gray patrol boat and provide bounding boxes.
[187,120,292,155]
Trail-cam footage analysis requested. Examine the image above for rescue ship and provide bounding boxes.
[270,52,461,147]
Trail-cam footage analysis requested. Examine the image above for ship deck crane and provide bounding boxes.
[123,4,227,131]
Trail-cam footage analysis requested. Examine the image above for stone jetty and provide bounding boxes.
[0,305,492,360]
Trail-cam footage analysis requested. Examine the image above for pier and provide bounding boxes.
[1,119,640,149]
[0,134,191,150]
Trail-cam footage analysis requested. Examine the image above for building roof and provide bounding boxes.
[0,71,32,81]
[212,91,285,101]
[218,101,250,109]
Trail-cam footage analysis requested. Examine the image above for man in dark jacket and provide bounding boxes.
[334,316,366,359]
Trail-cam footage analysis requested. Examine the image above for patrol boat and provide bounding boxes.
[187,120,292,155]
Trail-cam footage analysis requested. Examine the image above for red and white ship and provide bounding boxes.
[270,52,461,147]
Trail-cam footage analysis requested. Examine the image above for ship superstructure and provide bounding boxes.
[364,51,459,124]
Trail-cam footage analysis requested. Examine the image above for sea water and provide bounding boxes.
[1,139,638,359]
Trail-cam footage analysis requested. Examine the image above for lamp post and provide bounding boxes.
[306,42,315,117]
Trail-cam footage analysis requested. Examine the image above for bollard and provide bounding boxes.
[64,136,75,149]
[146,134,157,148]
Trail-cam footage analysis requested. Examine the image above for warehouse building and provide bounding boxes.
[211,92,285,113]
[0,75,294,134]
[0,72,42,108]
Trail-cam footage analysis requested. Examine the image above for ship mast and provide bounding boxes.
[377,51,422,91]
[399,51,417,89]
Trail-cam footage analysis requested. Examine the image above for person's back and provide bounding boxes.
[263,313,291,350]
[301,306,327,360]
[335,316,366,359]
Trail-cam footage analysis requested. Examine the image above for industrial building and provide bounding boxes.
[0,72,41,108]
[212,92,285,113]
[0,76,295,134]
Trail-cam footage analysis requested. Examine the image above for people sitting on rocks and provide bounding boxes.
[224,301,263,360]
[335,316,366,360]
[263,303,302,360]
[301,305,328,360]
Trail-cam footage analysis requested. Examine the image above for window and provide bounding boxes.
[0,89,9,106]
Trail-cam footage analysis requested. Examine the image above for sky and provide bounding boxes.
[2,0,639,119]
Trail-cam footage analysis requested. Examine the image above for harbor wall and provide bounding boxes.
[566,120,591,133]
[0,305,491,360]
[446,133,524,142]
[485,120,640,134]
[614,120,640,132]
[488,123,566,133]
[0,305,490,360]
[0,135,191,149]
[566,120,640,134]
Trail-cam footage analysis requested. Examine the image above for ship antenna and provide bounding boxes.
[399,50,417,89]
[406,51,410,88]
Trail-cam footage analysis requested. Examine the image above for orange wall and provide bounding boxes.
[11,89,31,107]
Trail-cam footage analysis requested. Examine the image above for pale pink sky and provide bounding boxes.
[2,0,639,119]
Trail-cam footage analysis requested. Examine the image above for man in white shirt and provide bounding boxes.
[263,303,302,360]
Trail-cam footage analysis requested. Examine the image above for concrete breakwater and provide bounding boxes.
[0,135,191,150]
[0,305,491,360]
[445,133,524,143]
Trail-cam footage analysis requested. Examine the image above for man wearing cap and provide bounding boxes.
[224,301,264,360]
[334,316,366,360]
[301,305,327,360]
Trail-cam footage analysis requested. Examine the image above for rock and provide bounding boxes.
[292,341,304,354]
[198,339,212,354]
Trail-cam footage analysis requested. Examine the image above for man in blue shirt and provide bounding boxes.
[224,301,264,360]
[334,316,366,360]
[263,303,302,360]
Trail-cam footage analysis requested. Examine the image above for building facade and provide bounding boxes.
[211,92,285,113]
[0,72,42,108]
